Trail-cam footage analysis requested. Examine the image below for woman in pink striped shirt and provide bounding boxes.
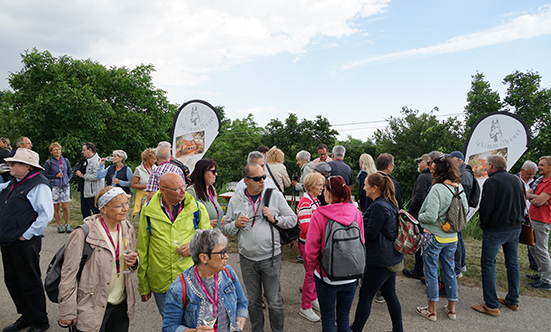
[297,172,326,322]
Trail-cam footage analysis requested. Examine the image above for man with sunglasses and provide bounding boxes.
[233,151,276,194]
[1,149,53,332]
[138,172,211,317]
[223,163,297,332]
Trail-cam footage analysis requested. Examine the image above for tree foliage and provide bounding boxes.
[464,72,503,130]
[5,48,175,165]
[373,107,465,203]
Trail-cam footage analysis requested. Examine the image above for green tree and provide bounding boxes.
[7,48,175,165]
[503,70,551,161]
[373,107,464,202]
[464,72,503,129]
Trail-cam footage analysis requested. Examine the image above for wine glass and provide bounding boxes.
[172,229,184,261]
[203,315,217,328]
[123,237,135,274]
[231,321,242,332]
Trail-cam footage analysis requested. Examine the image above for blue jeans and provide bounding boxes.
[454,231,465,275]
[422,233,458,302]
[351,266,402,332]
[314,276,356,332]
[481,229,521,308]
[240,254,284,332]
[153,292,166,318]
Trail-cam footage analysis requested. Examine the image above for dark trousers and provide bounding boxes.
[412,225,425,274]
[351,266,403,332]
[77,301,129,332]
[1,236,48,325]
[314,276,356,332]
[81,191,99,218]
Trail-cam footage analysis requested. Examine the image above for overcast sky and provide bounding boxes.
[1,0,550,140]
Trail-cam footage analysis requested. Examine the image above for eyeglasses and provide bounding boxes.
[427,161,433,166]
[106,201,130,209]
[207,248,228,259]
[247,174,266,182]
[162,185,186,192]
[208,169,218,175]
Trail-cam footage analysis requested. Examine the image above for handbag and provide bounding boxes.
[518,176,536,246]
[263,188,301,245]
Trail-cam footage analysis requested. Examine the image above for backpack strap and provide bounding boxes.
[193,200,200,230]
[77,224,93,281]
[265,165,282,192]
[224,267,232,280]
[179,273,187,308]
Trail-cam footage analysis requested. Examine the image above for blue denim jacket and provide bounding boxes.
[162,264,248,332]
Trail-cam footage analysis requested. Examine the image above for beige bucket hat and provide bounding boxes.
[4,148,44,170]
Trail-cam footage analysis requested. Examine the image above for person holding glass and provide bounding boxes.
[187,159,224,229]
[58,186,138,332]
[415,155,467,321]
[97,150,133,194]
[131,148,157,221]
[43,142,73,233]
[163,228,248,332]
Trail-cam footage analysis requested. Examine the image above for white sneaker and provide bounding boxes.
[299,308,320,322]
[462,266,467,272]
[311,299,320,312]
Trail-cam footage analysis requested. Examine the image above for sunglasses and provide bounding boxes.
[247,174,266,182]
[207,248,228,259]
[208,169,218,175]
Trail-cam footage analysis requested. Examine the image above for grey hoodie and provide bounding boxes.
[222,188,297,261]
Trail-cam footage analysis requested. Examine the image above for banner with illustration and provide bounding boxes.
[171,100,221,174]
[463,111,530,219]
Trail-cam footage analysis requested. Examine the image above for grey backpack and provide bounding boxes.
[321,218,365,281]
[438,184,467,233]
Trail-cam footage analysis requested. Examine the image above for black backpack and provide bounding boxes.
[170,159,191,185]
[44,224,94,303]
[465,165,480,208]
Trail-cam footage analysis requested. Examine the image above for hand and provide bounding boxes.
[112,178,120,184]
[75,170,82,177]
[262,207,275,223]
[196,326,214,332]
[123,252,138,266]
[177,243,190,257]
[291,180,297,187]
[235,215,249,228]
[58,319,77,327]
[210,219,218,228]
[100,158,107,165]
[56,172,63,178]
[18,236,26,241]
[141,293,151,302]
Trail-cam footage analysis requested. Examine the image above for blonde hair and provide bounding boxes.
[49,142,62,153]
[303,172,325,192]
[359,153,376,174]
[266,146,284,164]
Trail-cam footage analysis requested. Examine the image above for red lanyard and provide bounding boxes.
[245,191,262,227]
[100,216,121,273]
[194,266,219,332]
[57,158,64,186]
[307,193,320,208]
[208,187,220,218]
[8,172,40,200]
[143,163,152,175]
[163,199,183,223]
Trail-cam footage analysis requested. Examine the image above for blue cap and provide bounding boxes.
[446,151,464,161]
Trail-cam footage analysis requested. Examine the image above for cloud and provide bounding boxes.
[341,4,551,69]
[0,0,390,88]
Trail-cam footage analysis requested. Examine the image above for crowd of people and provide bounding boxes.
[0,135,550,332]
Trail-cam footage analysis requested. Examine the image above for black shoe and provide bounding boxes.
[27,323,50,332]
[525,273,540,280]
[3,317,30,332]
[529,264,538,271]
[403,269,424,280]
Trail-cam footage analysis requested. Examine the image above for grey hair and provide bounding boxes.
[296,150,311,162]
[332,145,346,158]
[190,228,228,265]
[156,146,170,160]
[521,160,538,171]
[427,151,444,161]
[487,155,507,171]
[157,141,172,149]
[247,151,265,164]
[112,150,127,162]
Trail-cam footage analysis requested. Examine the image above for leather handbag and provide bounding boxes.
[518,176,536,246]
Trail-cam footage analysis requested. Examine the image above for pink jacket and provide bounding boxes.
[305,202,365,278]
